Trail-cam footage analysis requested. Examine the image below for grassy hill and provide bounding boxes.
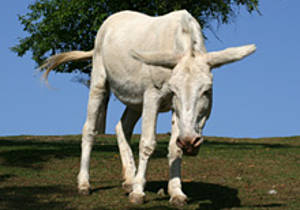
[0,135,299,209]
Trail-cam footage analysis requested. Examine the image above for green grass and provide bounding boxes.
[0,135,299,209]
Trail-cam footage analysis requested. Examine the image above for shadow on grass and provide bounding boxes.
[0,185,76,210]
[0,184,115,209]
[91,185,119,193]
[0,140,80,170]
[0,174,15,183]
[129,206,177,210]
[0,139,168,170]
[145,181,285,209]
[146,180,241,209]
[245,203,285,208]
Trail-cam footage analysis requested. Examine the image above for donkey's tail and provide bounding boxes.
[40,49,94,82]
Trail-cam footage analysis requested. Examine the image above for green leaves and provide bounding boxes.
[12,0,259,77]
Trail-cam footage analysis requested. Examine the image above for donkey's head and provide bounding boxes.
[131,44,256,155]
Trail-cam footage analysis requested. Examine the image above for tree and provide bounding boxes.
[12,0,259,80]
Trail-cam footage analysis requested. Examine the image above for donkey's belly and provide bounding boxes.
[111,85,144,107]
[110,82,173,114]
[108,74,173,112]
[108,73,145,109]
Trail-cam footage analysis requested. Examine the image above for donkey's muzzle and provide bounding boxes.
[176,136,204,156]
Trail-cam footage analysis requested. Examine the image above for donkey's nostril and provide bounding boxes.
[191,137,200,145]
[176,138,185,148]
[192,137,203,147]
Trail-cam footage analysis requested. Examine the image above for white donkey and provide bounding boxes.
[41,10,256,206]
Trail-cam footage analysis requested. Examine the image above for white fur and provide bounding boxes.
[168,112,186,201]
[41,10,256,205]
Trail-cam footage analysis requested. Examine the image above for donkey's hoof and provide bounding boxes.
[169,195,187,207]
[122,182,133,193]
[78,188,91,195]
[129,192,145,205]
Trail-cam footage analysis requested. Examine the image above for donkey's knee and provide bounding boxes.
[140,137,157,157]
[82,121,98,140]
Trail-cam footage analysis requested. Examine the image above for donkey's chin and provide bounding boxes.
[182,146,200,156]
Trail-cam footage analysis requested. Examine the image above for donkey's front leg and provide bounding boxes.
[129,89,160,204]
[168,112,187,206]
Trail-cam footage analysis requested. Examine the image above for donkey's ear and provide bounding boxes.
[130,50,182,68]
[206,44,256,69]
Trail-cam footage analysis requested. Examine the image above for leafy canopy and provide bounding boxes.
[12,0,259,76]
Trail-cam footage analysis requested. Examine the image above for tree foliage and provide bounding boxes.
[12,0,259,77]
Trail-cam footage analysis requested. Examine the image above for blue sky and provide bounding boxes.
[1,0,299,138]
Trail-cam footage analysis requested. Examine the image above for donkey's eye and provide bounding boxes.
[169,89,175,96]
[203,89,212,97]
[169,86,177,96]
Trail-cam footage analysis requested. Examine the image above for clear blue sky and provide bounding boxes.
[1,0,299,138]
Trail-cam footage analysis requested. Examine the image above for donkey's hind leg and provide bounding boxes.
[95,90,109,134]
[77,52,109,195]
[115,107,141,193]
